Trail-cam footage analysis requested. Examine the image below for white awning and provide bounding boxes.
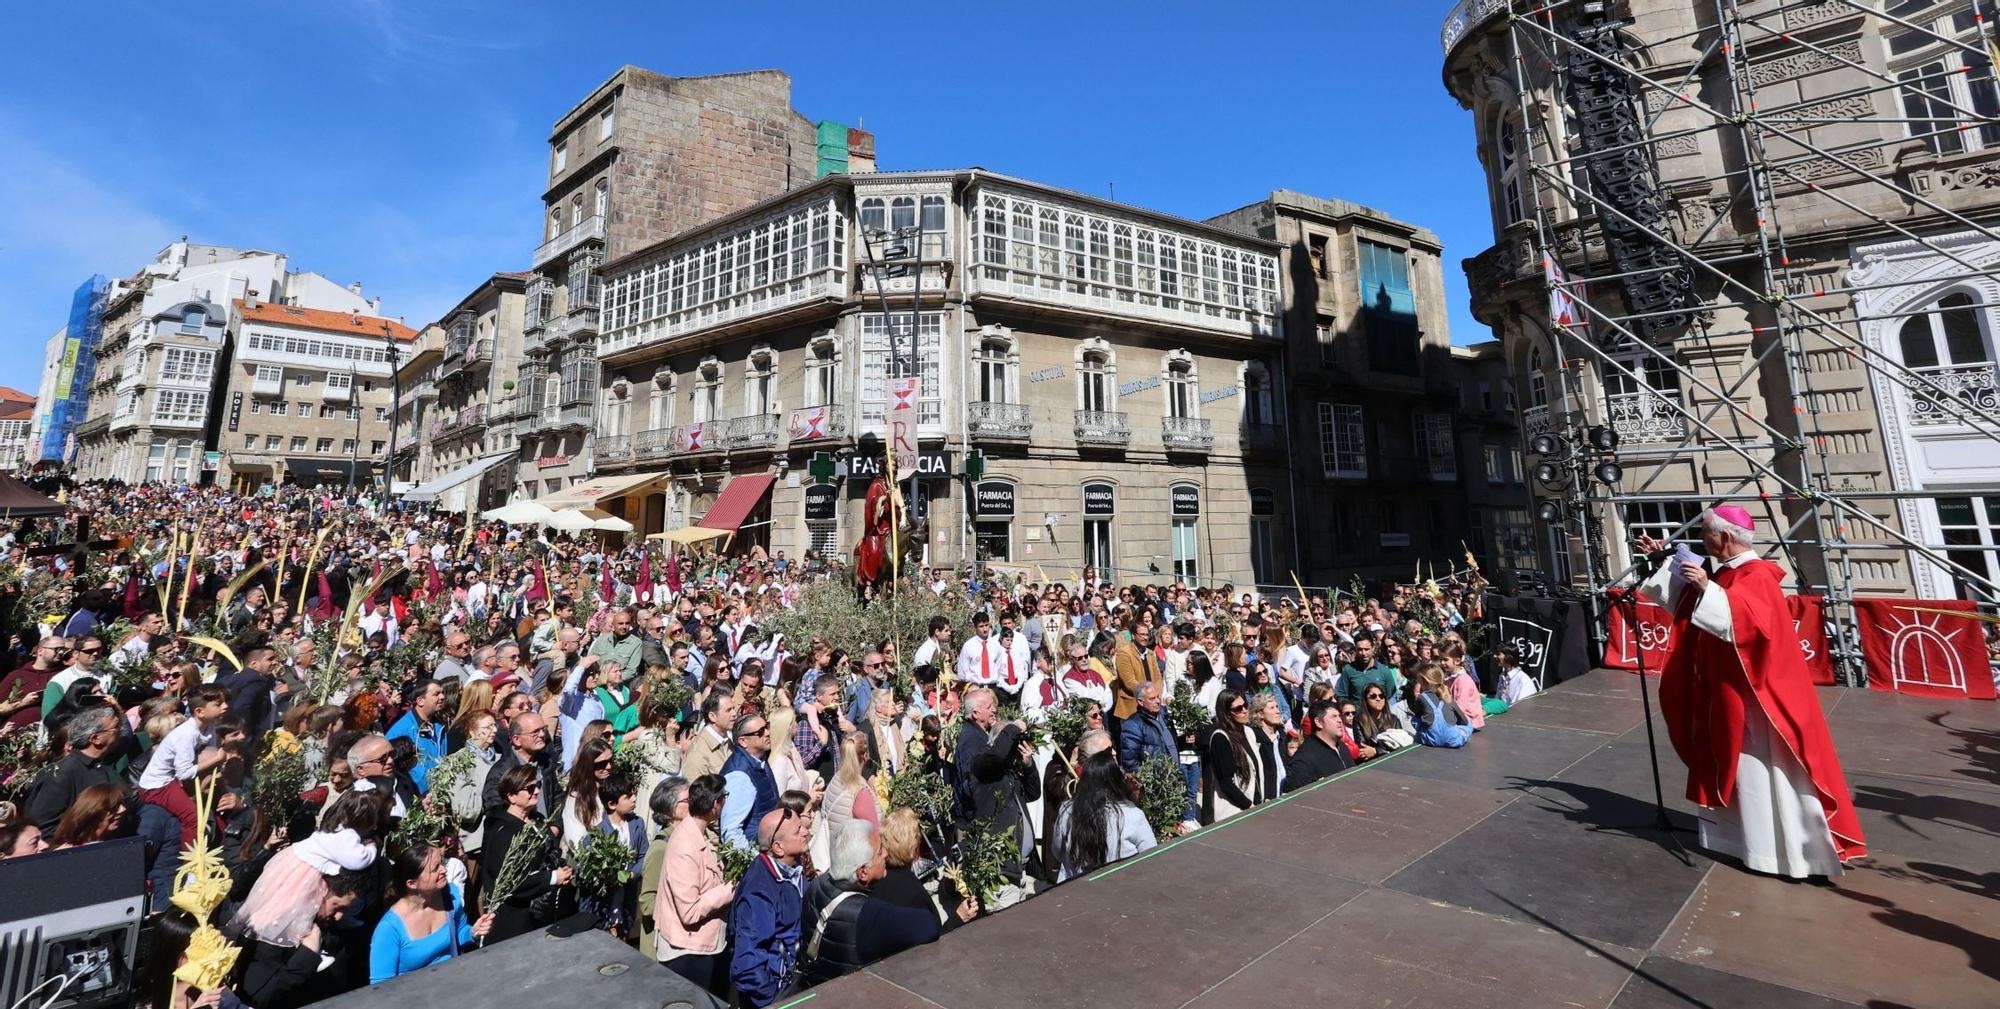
[539,469,670,510]
[401,453,513,504]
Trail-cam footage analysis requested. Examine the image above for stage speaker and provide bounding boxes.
[309,923,724,1009]
[0,837,146,1009]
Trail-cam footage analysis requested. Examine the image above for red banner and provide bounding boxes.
[1606,590,1836,685]
[1854,597,1997,700]
[1787,595,1835,686]
[1604,589,1674,672]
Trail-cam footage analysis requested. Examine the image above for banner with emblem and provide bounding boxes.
[1853,597,1996,700]
[1604,590,1836,685]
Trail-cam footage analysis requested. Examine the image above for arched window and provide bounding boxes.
[571,194,584,226]
[920,195,947,257]
[1899,291,1991,370]
[695,360,722,422]
[594,179,609,219]
[890,196,917,233]
[1494,111,1526,226]
[549,207,564,240]
[859,197,885,236]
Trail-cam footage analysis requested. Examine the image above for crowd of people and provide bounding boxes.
[0,480,1534,1009]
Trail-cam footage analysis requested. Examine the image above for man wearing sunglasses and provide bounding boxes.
[1,634,67,728]
[719,713,778,852]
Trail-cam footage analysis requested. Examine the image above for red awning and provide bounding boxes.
[697,474,776,533]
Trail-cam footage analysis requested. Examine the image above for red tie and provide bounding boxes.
[980,642,990,683]
[1005,650,1017,688]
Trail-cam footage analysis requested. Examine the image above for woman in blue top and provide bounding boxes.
[369,842,494,984]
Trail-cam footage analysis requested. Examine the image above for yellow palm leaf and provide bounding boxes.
[182,635,243,673]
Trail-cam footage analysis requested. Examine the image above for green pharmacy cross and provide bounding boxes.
[808,452,837,486]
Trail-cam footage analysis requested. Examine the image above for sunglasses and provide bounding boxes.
[1229,704,1247,713]
[594,758,613,769]
[740,726,770,738]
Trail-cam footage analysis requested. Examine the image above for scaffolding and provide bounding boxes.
[1469,0,2000,684]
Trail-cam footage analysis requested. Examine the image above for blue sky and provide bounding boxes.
[0,0,1496,395]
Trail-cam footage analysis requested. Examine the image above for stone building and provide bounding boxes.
[392,272,530,512]
[583,169,1295,585]
[1206,191,1529,585]
[73,242,383,485]
[210,300,417,491]
[512,67,875,500]
[1440,0,2000,597]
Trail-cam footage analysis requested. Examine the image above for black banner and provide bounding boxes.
[804,483,837,521]
[1483,593,1593,687]
[1171,484,1200,517]
[974,480,1015,519]
[1083,482,1115,517]
[229,392,243,432]
[850,449,953,480]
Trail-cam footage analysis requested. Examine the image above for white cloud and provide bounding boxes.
[0,130,185,392]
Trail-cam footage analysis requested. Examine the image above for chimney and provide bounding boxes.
[349,282,364,296]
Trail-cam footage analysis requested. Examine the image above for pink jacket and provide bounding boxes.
[654,818,733,955]
[1447,670,1486,730]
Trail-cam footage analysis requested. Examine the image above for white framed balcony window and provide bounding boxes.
[150,389,208,427]
[160,347,214,384]
[860,313,942,425]
[1163,351,1197,420]
[806,338,839,407]
[745,348,777,416]
[1318,402,1367,478]
[649,378,675,430]
[1886,2,2000,156]
[1077,342,1115,413]
[974,332,1016,404]
[694,360,722,423]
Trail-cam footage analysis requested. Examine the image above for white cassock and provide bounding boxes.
[1639,551,1842,878]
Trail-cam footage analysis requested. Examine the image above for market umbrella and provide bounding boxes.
[481,500,556,525]
[647,526,731,547]
[591,514,635,533]
[543,509,597,533]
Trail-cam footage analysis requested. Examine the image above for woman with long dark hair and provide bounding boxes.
[1051,749,1155,881]
[1200,690,1261,823]
[562,736,616,845]
[368,842,492,983]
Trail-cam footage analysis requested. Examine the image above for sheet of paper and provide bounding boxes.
[1669,543,1700,594]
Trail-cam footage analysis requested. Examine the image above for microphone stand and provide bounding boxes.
[1617,550,1693,847]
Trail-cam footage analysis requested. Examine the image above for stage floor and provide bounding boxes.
[799,669,1999,1009]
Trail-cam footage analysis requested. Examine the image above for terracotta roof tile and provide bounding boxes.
[0,386,32,405]
[234,300,419,342]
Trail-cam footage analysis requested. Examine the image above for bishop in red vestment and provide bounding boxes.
[1637,506,1866,878]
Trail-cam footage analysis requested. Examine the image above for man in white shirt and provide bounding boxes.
[356,598,400,648]
[956,610,1006,689]
[911,616,951,673]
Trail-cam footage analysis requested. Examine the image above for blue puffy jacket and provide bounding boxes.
[1414,692,1473,749]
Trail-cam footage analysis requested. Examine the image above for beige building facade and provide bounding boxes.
[392,273,530,512]
[213,300,416,491]
[72,242,382,485]
[1441,0,2000,598]
[584,169,1293,585]
[512,67,876,500]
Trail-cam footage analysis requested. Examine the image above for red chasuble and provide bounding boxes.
[1657,556,1868,861]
